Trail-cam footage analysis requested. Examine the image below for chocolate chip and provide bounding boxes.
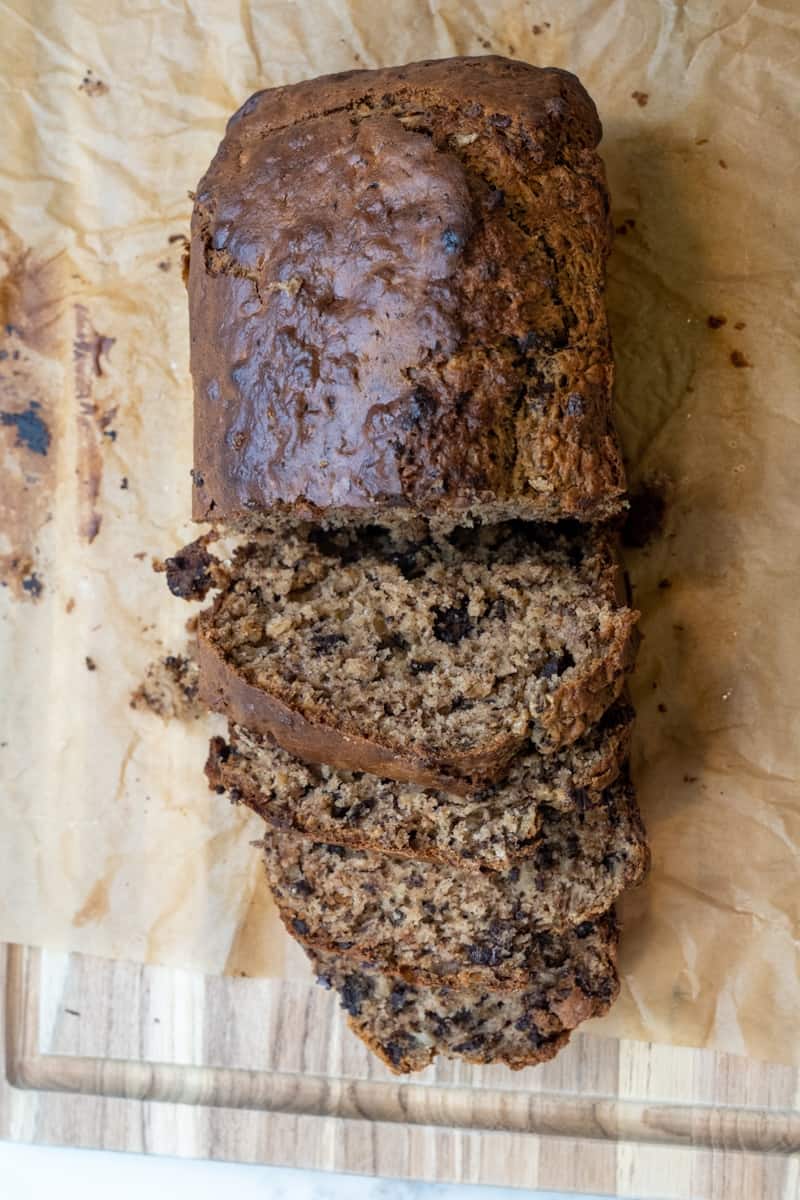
[165,539,213,600]
[384,1039,408,1066]
[541,648,575,678]
[340,973,373,1017]
[575,921,595,938]
[310,632,347,654]
[409,659,436,674]
[537,935,569,969]
[432,596,472,644]
[566,393,584,416]
[389,985,409,1013]
[378,632,409,653]
[468,944,505,967]
[291,918,309,936]
[290,880,313,897]
[441,228,463,253]
[570,786,590,813]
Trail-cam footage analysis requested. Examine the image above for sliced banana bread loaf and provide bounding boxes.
[263,777,647,990]
[189,56,625,531]
[308,912,619,1072]
[198,521,638,790]
[207,699,633,870]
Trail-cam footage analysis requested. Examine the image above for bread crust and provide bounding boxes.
[189,56,624,527]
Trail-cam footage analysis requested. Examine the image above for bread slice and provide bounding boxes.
[198,522,638,790]
[262,776,647,991]
[189,57,625,531]
[308,912,619,1072]
[207,698,634,871]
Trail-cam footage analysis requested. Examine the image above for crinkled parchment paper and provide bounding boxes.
[1,0,798,1065]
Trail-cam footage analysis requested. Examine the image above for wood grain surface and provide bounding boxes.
[2,943,798,1198]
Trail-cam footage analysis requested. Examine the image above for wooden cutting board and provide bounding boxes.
[2,942,798,1198]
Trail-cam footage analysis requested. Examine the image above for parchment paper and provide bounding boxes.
[1,0,798,1066]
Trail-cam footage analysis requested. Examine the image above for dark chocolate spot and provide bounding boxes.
[340,973,373,1017]
[310,632,347,654]
[165,539,213,600]
[389,984,409,1013]
[432,596,472,644]
[467,943,505,967]
[441,228,463,253]
[291,918,309,936]
[541,648,575,679]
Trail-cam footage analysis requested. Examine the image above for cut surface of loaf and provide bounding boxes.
[207,699,634,870]
[308,913,619,1072]
[263,777,647,990]
[198,522,638,789]
[189,55,625,529]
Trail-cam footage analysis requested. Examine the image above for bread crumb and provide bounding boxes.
[730,350,752,368]
[631,91,649,108]
[707,315,726,329]
[85,656,97,671]
[130,653,204,721]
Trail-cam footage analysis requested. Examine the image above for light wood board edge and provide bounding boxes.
[4,944,800,1157]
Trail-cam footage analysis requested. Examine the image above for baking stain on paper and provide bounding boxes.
[224,864,285,978]
[72,875,112,927]
[0,222,64,600]
[73,304,116,543]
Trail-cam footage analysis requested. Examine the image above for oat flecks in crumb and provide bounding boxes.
[631,91,649,108]
[730,350,752,368]
[130,652,204,721]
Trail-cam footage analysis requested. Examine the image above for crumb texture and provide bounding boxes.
[207,697,634,869]
[198,522,638,784]
[308,911,619,1071]
[262,777,647,989]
